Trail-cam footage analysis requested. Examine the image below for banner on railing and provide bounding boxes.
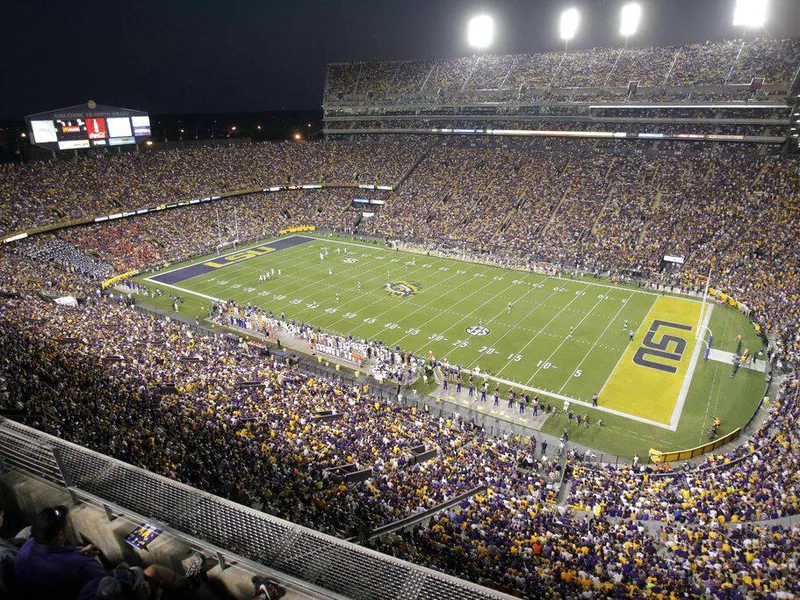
[648,427,741,463]
[102,269,141,289]
[279,225,315,235]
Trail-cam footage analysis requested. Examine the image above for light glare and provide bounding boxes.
[733,0,767,27]
[620,3,642,37]
[560,8,579,41]
[467,15,494,48]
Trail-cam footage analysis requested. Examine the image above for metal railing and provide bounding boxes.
[0,418,515,600]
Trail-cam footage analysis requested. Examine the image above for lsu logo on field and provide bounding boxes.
[203,245,275,269]
[386,281,421,297]
[633,320,693,374]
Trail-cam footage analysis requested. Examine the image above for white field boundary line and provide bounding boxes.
[557,290,637,395]
[462,285,566,371]
[449,368,675,430]
[524,288,613,386]
[597,296,659,399]
[493,283,593,380]
[145,272,675,429]
[698,351,722,446]
[142,279,223,304]
[669,304,714,430]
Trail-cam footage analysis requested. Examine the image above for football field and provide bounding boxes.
[141,234,730,433]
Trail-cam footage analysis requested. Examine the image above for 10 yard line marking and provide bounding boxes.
[493,284,593,379]
[556,290,636,395]
[524,287,610,385]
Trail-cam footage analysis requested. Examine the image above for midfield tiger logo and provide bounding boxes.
[386,281,421,297]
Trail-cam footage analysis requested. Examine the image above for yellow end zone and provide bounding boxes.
[600,296,702,425]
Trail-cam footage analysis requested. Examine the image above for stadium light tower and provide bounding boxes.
[733,0,768,27]
[467,14,494,49]
[559,8,579,48]
[620,3,641,41]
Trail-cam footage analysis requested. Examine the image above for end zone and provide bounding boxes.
[600,296,706,428]
[149,235,315,285]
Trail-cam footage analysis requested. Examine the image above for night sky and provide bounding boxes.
[2,0,799,120]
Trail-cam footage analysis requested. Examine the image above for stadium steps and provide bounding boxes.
[590,190,613,235]
[542,178,573,232]
[394,146,432,190]
[603,157,618,181]
[635,191,662,250]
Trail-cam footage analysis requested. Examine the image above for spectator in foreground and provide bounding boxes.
[14,505,107,598]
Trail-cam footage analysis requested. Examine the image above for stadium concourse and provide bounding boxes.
[2,37,800,599]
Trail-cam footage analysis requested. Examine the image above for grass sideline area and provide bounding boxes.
[132,232,765,457]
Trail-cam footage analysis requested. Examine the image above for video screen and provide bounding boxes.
[31,120,58,144]
[107,117,133,138]
[56,119,88,142]
[131,115,151,136]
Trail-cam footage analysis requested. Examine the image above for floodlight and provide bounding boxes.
[560,8,579,41]
[733,0,767,27]
[467,15,494,49]
[620,3,641,37]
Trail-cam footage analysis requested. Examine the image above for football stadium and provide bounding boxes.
[0,1,799,598]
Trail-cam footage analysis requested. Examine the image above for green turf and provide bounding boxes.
[132,233,764,457]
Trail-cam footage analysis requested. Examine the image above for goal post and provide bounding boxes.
[695,268,713,360]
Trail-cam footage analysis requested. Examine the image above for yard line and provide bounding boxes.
[463,285,565,370]
[325,265,480,333]
[179,239,331,295]
[523,287,609,385]
[492,284,593,379]
[221,244,407,312]
[373,267,509,345]
[556,290,636,394]
[400,273,552,352]
[597,296,659,398]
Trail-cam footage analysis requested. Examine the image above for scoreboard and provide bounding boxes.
[26,102,151,151]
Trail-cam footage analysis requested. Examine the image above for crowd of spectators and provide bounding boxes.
[324,37,800,103]
[2,123,800,595]
[0,295,561,541]
[0,138,425,237]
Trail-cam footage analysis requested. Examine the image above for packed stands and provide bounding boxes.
[2,34,800,600]
[324,37,800,104]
